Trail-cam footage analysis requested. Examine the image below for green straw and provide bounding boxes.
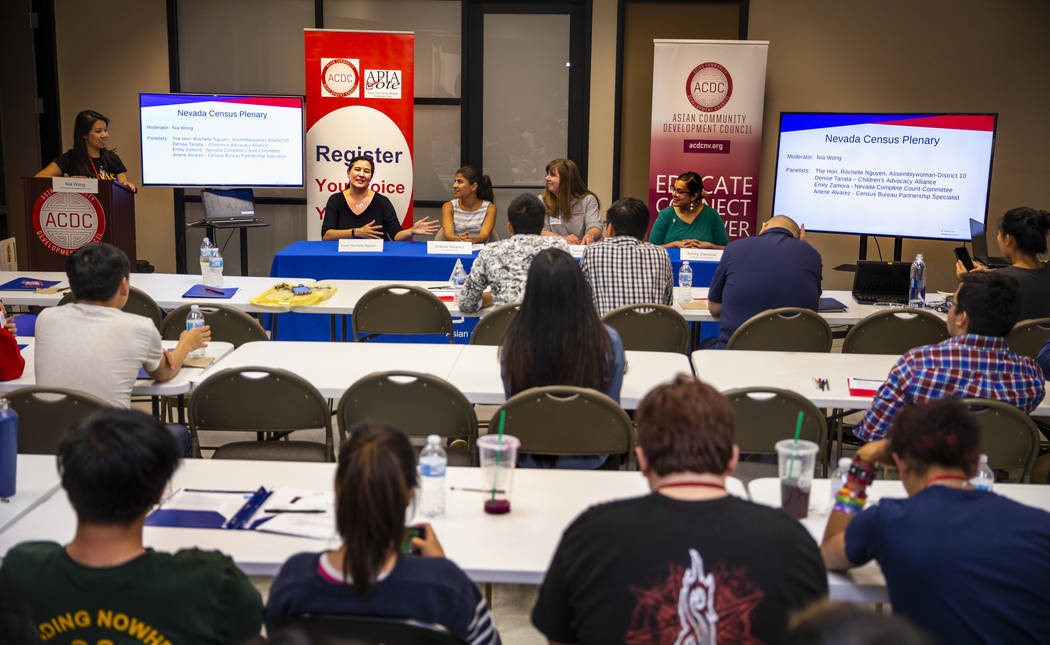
[786,411,804,481]
[492,410,506,504]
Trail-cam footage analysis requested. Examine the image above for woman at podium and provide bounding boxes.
[321,155,438,241]
[35,110,136,192]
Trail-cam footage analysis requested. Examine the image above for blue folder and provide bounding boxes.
[0,278,61,291]
[182,284,238,298]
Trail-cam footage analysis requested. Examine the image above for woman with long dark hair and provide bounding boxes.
[36,110,136,192]
[648,171,727,248]
[539,159,602,245]
[321,155,438,241]
[500,248,625,468]
[440,165,498,242]
[266,426,500,645]
[957,206,1050,321]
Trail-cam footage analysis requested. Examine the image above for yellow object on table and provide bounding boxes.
[250,283,337,308]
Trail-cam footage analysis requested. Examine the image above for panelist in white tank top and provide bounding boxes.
[439,166,499,242]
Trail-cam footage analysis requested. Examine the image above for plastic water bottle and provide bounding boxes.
[418,435,447,518]
[449,259,467,289]
[970,454,994,492]
[908,253,926,308]
[678,261,693,302]
[200,237,215,283]
[186,305,206,358]
[0,399,17,498]
[829,457,851,507]
[208,248,224,287]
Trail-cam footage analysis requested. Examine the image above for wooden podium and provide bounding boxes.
[22,178,136,270]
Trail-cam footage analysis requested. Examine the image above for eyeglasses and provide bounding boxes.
[671,188,694,196]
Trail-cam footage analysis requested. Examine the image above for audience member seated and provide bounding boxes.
[648,171,728,249]
[35,242,210,454]
[440,165,497,242]
[321,155,438,241]
[0,299,24,381]
[500,248,624,469]
[0,409,264,643]
[853,271,1044,442]
[783,601,936,645]
[581,197,673,316]
[822,398,1050,645]
[706,215,821,348]
[540,158,602,245]
[957,207,1050,321]
[459,193,568,313]
[265,425,500,645]
[531,375,827,643]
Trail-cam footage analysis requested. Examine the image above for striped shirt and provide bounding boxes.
[580,236,674,316]
[853,334,1045,441]
[451,199,490,236]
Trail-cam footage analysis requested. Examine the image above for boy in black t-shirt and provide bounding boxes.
[532,374,828,645]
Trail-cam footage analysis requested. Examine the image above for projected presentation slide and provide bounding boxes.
[140,94,304,186]
[772,114,995,240]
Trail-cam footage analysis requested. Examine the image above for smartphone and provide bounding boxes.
[291,285,312,295]
[954,247,975,272]
[400,525,426,555]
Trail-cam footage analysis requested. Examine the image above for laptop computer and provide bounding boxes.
[201,188,260,225]
[852,261,911,304]
[969,217,1009,268]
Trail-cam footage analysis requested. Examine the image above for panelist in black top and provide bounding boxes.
[321,155,438,241]
[36,109,136,192]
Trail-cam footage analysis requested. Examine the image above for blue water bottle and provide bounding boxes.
[0,398,17,498]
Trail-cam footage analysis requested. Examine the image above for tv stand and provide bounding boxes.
[857,234,903,262]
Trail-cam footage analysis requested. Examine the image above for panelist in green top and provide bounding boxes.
[648,171,728,249]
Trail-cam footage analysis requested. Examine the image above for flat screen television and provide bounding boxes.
[139,93,304,187]
[770,113,996,241]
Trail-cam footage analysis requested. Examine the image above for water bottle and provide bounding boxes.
[208,249,224,287]
[449,259,467,289]
[678,261,693,302]
[200,237,215,283]
[908,253,926,308]
[0,399,17,499]
[418,435,447,518]
[970,454,994,492]
[186,305,206,358]
[829,457,851,507]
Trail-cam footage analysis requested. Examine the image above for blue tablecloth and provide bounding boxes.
[269,241,718,341]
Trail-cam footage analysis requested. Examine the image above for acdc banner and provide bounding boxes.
[304,29,414,240]
[649,39,768,241]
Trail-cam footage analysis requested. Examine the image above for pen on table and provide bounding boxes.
[263,509,326,514]
[450,486,506,494]
[204,287,226,294]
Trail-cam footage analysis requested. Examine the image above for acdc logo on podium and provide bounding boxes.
[32,188,106,255]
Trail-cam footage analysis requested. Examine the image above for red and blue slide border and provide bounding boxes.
[140,93,302,109]
[781,113,995,133]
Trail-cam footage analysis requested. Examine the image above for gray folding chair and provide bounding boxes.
[337,371,478,465]
[60,286,164,331]
[294,614,468,645]
[724,387,830,475]
[161,304,268,348]
[601,303,690,353]
[1005,317,1050,360]
[469,302,519,345]
[351,285,454,343]
[842,308,949,354]
[189,366,334,461]
[3,386,109,454]
[963,398,1041,482]
[727,307,832,352]
[492,386,634,466]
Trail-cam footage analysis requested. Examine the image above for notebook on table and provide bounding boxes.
[851,261,911,305]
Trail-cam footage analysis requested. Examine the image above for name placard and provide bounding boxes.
[426,241,473,255]
[566,245,586,259]
[679,248,723,262]
[338,239,384,252]
[52,177,98,194]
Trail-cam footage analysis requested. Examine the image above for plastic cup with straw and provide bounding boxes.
[484,410,511,514]
[777,411,815,519]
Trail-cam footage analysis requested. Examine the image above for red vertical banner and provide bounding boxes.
[648,40,768,242]
[304,30,414,240]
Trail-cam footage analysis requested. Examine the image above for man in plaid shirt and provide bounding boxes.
[580,198,673,316]
[854,271,1045,443]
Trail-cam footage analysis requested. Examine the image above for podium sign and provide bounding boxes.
[22,178,136,270]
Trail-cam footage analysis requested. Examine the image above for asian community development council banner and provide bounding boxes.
[304,29,414,240]
[649,39,768,241]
